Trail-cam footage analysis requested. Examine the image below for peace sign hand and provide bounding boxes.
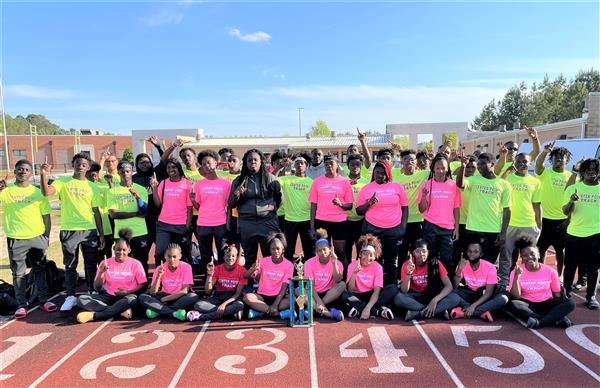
[543,141,555,153]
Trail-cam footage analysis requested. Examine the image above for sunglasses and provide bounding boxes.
[506,147,519,151]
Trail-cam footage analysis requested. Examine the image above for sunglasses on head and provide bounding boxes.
[507,146,518,151]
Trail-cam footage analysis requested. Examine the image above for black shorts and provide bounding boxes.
[538,218,567,252]
[259,293,278,306]
[315,219,347,241]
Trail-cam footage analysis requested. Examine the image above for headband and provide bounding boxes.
[118,162,134,171]
[315,238,329,247]
[361,245,376,253]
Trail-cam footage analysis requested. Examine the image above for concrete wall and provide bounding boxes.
[386,122,469,150]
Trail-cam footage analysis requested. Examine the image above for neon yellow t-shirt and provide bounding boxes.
[95,181,113,236]
[107,183,149,238]
[459,176,473,225]
[0,184,51,239]
[341,164,370,179]
[347,176,371,222]
[464,175,512,233]
[506,174,541,228]
[450,161,462,174]
[51,177,100,231]
[535,168,572,220]
[183,166,203,184]
[394,170,430,223]
[563,182,600,238]
[279,175,313,222]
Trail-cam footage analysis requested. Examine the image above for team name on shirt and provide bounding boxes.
[578,193,600,204]
[5,195,34,204]
[411,274,428,286]
[520,279,551,290]
[107,270,134,280]
[289,182,311,191]
[357,272,374,284]
[199,186,225,195]
[511,183,531,192]
[217,278,240,289]
[474,185,500,195]
[319,185,341,195]
[114,194,135,206]
[67,187,92,197]
[464,275,486,289]
[401,180,421,191]
[551,177,567,186]
[163,278,182,288]
[264,270,286,282]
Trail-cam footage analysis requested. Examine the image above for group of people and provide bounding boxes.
[1,127,598,330]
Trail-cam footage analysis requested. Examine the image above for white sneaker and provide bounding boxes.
[60,296,77,312]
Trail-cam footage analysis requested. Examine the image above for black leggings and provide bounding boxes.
[340,284,398,316]
[564,233,599,299]
[139,292,199,316]
[284,220,314,260]
[507,297,575,327]
[77,292,138,321]
[155,222,190,264]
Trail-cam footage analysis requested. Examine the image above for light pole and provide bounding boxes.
[297,107,303,136]
[29,124,37,184]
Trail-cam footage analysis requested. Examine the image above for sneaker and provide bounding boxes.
[14,307,27,319]
[526,317,540,329]
[404,310,420,321]
[247,309,264,319]
[60,296,77,312]
[186,310,202,322]
[585,296,600,310]
[77,311,95,324]
[146,308,160,319]
[438,310,451,321]
[574,280,587,290]
[479,311,494,322]
[41,301,57,312]
[233,310,243,321]
[450,307,464,319]
[279,309,297,320]
[555,317,573,328]
[380,307,394,320]
[330,308,344,321]
[348,307,359,318]
[173,309,187,321]
[120,308,133,319]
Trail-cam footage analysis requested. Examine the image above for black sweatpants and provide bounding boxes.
[507,297,576,327]
[564,233,600,299]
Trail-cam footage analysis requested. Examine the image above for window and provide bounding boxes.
[13,149,26,157]
[0,149,5,157]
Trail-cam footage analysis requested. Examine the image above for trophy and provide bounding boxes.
[288,256,313,327]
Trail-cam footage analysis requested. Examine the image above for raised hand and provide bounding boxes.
[514,263,523,277]
[499,145,508,157]
[329,244,337,261]
[150,173,159,190]
[570,189,579,202]
[101,148,111,160]
[357,128,366,142]
[352,262,362,275]
[456,257,468,273]
[147,135,159,145]
[368,192,377,205]
[543,141,555,153]
[0,174,8,192]
[405,258,415,276]
[524,125,538,139]
[99,258,109,274]
[206,260,215,276]
[41,156,52,175]
[129,187,140,199]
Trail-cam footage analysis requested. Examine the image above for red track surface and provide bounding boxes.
[1,254,598,387]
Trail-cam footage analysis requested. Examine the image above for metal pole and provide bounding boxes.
[29,124,37,184]
[0,79,10,172]
[297,107,303,136]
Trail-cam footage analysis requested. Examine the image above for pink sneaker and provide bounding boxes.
[41,301,57,312]
[14,307,27,319]
[480,311,494,322]
[450,307,464,319]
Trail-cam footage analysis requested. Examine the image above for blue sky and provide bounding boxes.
[2,0,598,136]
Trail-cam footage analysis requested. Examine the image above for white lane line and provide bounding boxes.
[412,320,465,388]
[505,311,600,382]
[0,292,64,330]
[168,320,210,388]
[572,293,586,301]
[28,319,111,388]
[308,326,319,388]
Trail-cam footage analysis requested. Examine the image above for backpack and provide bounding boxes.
[0,279,17,316]
[26,259,66,303]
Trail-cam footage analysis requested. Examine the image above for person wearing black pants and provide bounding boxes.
[229,149,282,271]
[562,159,600,309]
[356,162,408,286]
[507,236,576,328]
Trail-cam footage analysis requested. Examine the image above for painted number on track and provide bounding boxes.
[0,333,52,381]
[214,328,289,375]
[339,326,414,374]
[451,325,544,374]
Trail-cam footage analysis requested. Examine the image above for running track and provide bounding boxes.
[1,258,598,387]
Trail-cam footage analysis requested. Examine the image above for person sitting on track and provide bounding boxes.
[243,232,293,319]
[506,236,576,329]
[189,244,246,321]
[395,239,459,321]
[340,234,398,320]
[76,228,147,323]
[139,243,199,321]
[450,235,509,322]
[303,228,346,321]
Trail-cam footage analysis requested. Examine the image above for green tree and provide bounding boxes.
[393,135,409,149]
[122,147,134,163]
[309,120,331,136]
[472,99,499,131]
[498,83,528,130]
[441,132,458,148]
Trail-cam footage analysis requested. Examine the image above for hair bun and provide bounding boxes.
[117,227,133,242]
[314,228,328,240]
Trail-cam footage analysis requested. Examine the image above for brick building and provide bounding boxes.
[0,134,132,172]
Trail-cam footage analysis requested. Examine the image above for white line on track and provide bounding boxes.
[505,311,600,383]
[0,292,64,330]
[28,319,112,388]
[572,293,586,301]
[168,320,210,388]
[308,326,319,388]
[412,320,465,388]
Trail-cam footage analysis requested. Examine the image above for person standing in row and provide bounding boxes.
[345,154,371,267]
[0,160,55,318]
[41,153,105,312]
[229,149,281,271]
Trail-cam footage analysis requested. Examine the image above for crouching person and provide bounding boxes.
[506,236,575,328]
[139,243,199,321]
[77,229,147,323]
[189,244,246,321]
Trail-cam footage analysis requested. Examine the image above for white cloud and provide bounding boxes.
[140,9,184,27]
[465,58,598,75]
[261,68,286,80]
[5,84,78,99]
[228,28,272,43]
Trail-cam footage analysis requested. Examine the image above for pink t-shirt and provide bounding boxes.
[357,181,409,228]
[212,264,247,292]
[417,179,462,230]
[508,264,560,303]
[194,178,231,226]
[157,179,193,225]
[257,256,294,296]
[151,261,194,295]
[400,260,448,294]
[308,175,355,222]
[304,256,343,293]
[458,260,498,291]
[346,260,384,293]
[99,257,147,296]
